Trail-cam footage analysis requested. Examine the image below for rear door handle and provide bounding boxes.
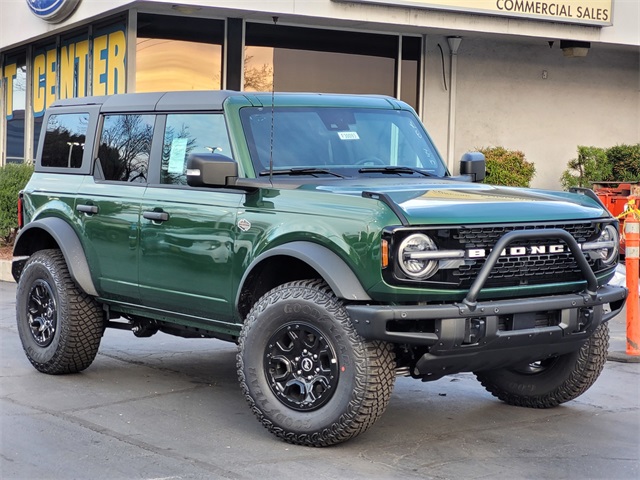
[143,211,169,222]
[76,204,99,214]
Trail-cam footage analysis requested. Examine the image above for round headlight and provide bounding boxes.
[598,224,619,265]
[398,233,439,279]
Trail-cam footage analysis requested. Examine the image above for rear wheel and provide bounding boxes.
[16,249,104,374]
[237,279,396,446]
[475,323,609,408]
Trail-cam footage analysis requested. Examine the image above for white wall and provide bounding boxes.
[422,36,451,162]
[435,38,639,189]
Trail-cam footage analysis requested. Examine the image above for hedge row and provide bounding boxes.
[0,163,34,245]
[478,146,536,188]
[560,144,640,190]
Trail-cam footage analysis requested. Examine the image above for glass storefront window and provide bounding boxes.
[136,39,222,92]
[244,24,421,110]
[244,46,394,96]
[2,19,126,164]
[59,33,90,100]
[92,21,127,96]
[401,37,421,109]
[3,54,27,163]
[136,14,223,93]
[244,47,274,92]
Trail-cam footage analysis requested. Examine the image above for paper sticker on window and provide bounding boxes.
[337,131,360,141]
[168,138,188,174]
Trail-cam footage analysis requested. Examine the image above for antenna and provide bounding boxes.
[269,16,279,185]
[269,79,274,184]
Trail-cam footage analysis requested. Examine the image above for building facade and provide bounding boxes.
[1,0,638,189]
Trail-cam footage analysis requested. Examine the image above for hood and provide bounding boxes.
[316,180,607,225]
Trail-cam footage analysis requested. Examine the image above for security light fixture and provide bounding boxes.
[560,40,590,57]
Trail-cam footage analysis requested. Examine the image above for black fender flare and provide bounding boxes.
[12,217,98,297]
[237,241,372,304]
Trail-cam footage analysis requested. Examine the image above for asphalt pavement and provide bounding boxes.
[1,280,638,480]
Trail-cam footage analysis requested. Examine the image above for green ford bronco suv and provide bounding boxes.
[13,91,627,446]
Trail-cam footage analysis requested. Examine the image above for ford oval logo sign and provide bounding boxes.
[27,0,81,23]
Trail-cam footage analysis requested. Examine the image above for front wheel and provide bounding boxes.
[475,323,609,408]
[237,279,396,446]
[16,249,104,374]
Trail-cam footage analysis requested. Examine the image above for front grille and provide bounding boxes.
[453,222,596,246]
[451,222,599,288]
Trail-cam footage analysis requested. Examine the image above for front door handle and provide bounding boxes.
[143,211,169,222]
[76,204,99,215]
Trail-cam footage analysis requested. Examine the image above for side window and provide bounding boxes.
[41,113,89,168]
[161,113,232,185]
[98,114,154,183]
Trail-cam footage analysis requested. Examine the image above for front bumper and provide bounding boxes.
[346,228,628,379]
[347,284,627,346]
[347,285,626,378]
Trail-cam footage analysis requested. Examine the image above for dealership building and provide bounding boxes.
[1,0,638,189]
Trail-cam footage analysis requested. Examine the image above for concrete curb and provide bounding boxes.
[608,350,640,363]
[0,259,14,283]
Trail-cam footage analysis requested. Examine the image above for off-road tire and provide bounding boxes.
[16,249,104,374]
[237,279,396,447]
[475,323,609,408]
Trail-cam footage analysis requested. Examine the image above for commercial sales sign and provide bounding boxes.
[334,0,613,26]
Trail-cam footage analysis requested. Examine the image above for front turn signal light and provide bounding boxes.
[381,239,389,268]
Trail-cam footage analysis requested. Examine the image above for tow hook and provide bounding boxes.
[576,307,594,333]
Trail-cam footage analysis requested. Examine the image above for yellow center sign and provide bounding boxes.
[334,0,613,26]
[3,26,126,119]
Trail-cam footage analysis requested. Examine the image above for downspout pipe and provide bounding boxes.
[446,36,462,173]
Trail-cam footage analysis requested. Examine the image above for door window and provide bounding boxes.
[161,113,232,185]
[97,114,154,182]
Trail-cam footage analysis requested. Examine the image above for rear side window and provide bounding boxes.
[41,113,89,168]
[161,113,232,185]
[98,114,154,183]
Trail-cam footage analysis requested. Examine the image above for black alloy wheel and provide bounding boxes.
[264,321,339,411]
[27,279,58,347]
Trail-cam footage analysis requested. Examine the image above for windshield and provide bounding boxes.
[240,107,448,178]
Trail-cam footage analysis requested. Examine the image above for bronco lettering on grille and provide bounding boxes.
[467,244,566,259]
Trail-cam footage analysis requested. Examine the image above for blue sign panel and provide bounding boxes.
[26,0,81,23]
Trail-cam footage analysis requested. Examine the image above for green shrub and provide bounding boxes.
[0,163,34,245]
[560,144,640,190]
[609,144,640,182]
[478,146,536,187]
[560,146,610,190]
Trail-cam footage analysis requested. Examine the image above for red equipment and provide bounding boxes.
[592,182,640,255]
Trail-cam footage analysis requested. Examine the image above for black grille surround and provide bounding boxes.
[383,220,617,289]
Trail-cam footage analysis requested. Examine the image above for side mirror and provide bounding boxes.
[459,152,486,183]
[186,153,238,187]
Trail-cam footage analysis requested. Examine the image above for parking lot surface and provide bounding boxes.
[1,280,638,480]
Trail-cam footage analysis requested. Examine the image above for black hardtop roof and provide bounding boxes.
[48,91,402,113]
[49,90,237,112]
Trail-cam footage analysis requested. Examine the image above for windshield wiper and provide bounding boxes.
[358,166,438,177]
[259,167,346,178]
